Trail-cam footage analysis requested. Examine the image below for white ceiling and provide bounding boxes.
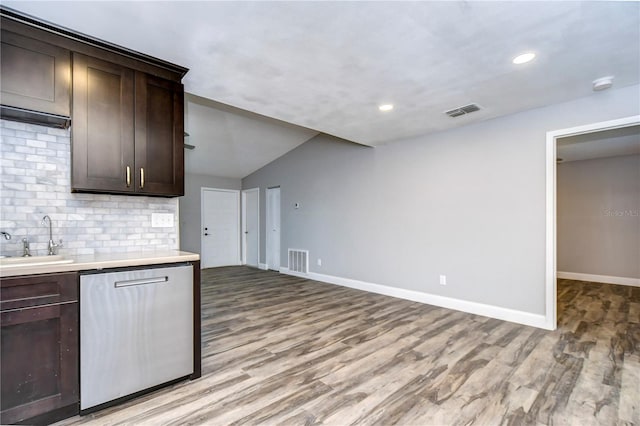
[184,94,317,178]
[4,1,639,177]
[557,125,640,163]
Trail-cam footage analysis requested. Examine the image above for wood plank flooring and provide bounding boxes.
[58,267,639,425]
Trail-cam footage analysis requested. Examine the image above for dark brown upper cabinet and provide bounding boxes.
[135,73,185,196]
[1,7,188,197]
[72,54,136,194]
[0,29,71,128]
[72,54,184,197]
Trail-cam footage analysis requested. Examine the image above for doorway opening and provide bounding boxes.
[545,115,640,330]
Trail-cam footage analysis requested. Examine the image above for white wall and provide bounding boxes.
[242,84,640,321]
[557,154,640,279]
[0,120,178,257]
[179,173,241,254]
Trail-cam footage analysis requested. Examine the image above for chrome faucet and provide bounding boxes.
[22,238,31,257]
[41,215,62,255]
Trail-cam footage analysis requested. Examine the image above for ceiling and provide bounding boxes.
[4,1,639,178]
[184,94,318,178]
[557,125,640,163]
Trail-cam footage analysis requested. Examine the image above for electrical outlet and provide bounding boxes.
[151,213,174,228]
[439,275,447,286]
[317,258,322,266]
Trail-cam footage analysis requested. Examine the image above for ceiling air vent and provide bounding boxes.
[445,103,481,118]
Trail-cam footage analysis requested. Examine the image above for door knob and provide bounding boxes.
[204,233,209,236]
[244,231,248,234]
[204,227,208,230]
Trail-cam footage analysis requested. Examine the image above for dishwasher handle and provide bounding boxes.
[114,276,168,288]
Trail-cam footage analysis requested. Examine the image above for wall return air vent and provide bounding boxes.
[288,249,309,275]
[444,103,481,118]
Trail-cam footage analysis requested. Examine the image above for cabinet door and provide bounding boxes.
[0,30,70,117]
[135,72,185,196]
[0,273,79,425]
[72,53,135,193]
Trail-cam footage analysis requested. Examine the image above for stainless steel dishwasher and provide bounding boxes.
[80,264,193,411]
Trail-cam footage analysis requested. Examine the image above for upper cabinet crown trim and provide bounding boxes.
[0,6,189,81]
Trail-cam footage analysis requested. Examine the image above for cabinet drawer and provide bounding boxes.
[0,272,78,312]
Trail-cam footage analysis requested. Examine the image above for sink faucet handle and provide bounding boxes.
[48,239,63,255]
[0,231,11,240]
[21,237,32,257]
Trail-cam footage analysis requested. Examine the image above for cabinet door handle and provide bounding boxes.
[140,167,145,189]
[126,166,131,187]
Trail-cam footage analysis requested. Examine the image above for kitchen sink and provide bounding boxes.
[0,255,75,268]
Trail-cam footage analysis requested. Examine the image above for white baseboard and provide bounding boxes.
[279,267,307,278]
[258,263,268,270]
[279,268,550,330]
[557,271,640,287]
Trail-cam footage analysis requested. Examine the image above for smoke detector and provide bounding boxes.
[592,76,614,91]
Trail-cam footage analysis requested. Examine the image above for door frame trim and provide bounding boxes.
[200,187,241,268]
[544,114,640,330]
[241,188,260,266]
[265,186,281,271]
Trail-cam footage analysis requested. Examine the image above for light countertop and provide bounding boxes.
[0,250,200,278]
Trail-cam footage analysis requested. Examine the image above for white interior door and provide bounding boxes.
[201,188,240,268]
[242,188,259,267]
[266,187,281,271]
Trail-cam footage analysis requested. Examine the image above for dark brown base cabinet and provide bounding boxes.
[0,273,79,425]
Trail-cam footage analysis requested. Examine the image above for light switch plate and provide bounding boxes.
[151,213,174,228]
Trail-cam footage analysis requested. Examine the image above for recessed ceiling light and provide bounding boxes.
[378,104,394,112]
[512,52,536,65]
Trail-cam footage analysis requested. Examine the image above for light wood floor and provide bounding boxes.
[59,267,639,425]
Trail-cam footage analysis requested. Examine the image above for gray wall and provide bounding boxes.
[179,173,241,253]
[557,154,640,279]
[243,84,639,316]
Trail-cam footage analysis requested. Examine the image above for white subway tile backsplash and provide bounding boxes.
[0,119,179,257]
[36,163,57,171]
[1,122,25,130]
[3,183,24,191]
[35,133,57,142]
[15,146,36,154]
[3,168,26,176]
[16,176,36,184]
[27,139,47,148]
[15,130,36,139]
[46,127,69,136]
